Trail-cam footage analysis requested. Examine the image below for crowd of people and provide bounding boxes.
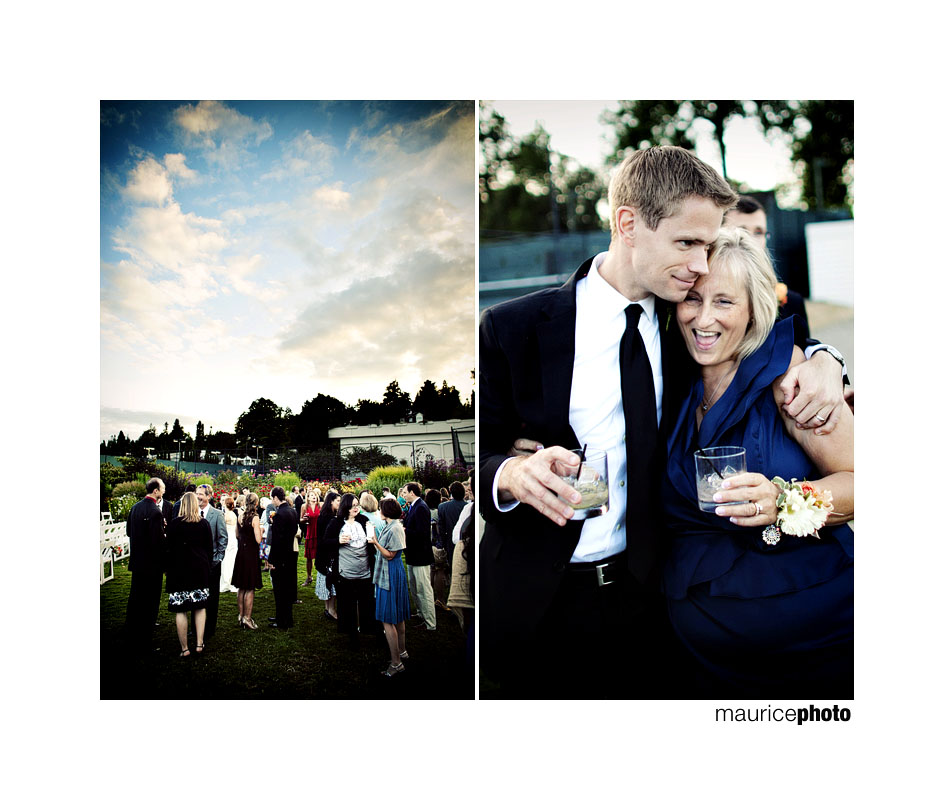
[123,472,475,680]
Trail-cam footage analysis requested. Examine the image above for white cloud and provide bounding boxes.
[261,129,336,182]
[310,182,350,209]
[113,202,228,277]
[163,152,199,182]
[122,157,172,205]
[172,100,274,169]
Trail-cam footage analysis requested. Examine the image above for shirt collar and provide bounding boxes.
[588,251,657,324]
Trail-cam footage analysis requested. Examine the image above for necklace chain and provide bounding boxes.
[701,365,737,414]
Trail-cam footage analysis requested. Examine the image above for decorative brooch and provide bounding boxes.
[761,477,834,546]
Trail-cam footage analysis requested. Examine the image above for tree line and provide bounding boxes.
[479,100,854,237]
[100,376,474,465]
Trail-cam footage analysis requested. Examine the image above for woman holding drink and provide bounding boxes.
[506,228,853,698]
[660,227,853,698]
[327,493,377,644]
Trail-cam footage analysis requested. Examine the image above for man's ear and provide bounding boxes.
[616,206,638,247]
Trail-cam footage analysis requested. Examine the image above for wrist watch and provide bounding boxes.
[811,344,850,386]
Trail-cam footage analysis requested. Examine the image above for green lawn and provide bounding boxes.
[100,555,472,699]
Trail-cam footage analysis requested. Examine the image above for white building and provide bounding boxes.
[328,417,474,468]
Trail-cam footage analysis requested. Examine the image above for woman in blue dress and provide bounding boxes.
[662,227,854,699]
[370,496,412,677]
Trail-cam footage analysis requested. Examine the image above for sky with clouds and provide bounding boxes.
[100,100,476,442]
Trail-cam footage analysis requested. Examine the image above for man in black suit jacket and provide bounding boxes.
[267,486,298,628]
[437,481,467,575]
[158,494,174,528]
[480,146,848,698]
[403,482,436,630]
[196,484,228,639]
[171,483,197,518]
[125,477,167,652]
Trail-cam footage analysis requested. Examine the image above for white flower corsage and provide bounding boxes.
[761,477,834,546]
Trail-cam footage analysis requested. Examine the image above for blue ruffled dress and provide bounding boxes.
[373,521,411,625]
[661,318,853,698]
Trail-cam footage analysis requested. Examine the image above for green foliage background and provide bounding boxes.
[362,466,416,499]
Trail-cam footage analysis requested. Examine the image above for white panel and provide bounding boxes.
[805,220,854,307]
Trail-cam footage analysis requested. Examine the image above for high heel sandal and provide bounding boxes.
[195,642,205,654]
[381,662,405,677]
[180,648,191,658]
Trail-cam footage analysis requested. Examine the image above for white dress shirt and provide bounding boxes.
[452,501,474,545]
[493,252,664,563]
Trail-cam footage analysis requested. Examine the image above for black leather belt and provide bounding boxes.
[564,552,627,589]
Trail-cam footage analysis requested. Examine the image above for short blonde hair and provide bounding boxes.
[608,145,736,237]
[178,492,201,523]
[360,492,379,513]
[706,226,779,362]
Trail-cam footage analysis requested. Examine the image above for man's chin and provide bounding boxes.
[661,287,690,303]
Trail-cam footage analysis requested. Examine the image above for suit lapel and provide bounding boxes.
[658,296,694,430]
[534,259,595,449]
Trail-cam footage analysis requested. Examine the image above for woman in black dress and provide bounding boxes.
[315,491,341,620]
[166,492,213,657]
[232,492,264,630]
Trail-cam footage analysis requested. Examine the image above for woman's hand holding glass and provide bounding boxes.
[713,472,780,527]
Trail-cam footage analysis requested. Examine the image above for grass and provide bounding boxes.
[100,554,472,699]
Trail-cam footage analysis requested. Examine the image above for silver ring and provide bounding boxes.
[754,502,763,515]
[815,414,826,423]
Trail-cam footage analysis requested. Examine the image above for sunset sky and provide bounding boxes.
[100,100,475,442]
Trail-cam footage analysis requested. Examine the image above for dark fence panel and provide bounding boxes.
[479,198,853,310]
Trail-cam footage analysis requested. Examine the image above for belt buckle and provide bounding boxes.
[595,562,614,588]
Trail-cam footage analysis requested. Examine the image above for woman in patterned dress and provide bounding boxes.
[165,492,213,656]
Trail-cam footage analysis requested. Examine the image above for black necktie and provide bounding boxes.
[619,303,659,584]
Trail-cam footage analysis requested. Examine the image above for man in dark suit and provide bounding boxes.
[125,477,167,652]
[403,482,436,630]
[267,486,298,628]
[480,146,848,698]
[437,481,467,577]
[196,484,227,639]
[172,483,197,518]
[158,493,174,528]
[724,195,811,336]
